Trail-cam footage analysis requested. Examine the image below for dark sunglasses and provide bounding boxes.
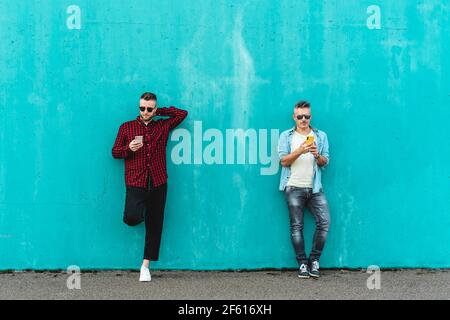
[297,114,311,120]
[140,107,154,112]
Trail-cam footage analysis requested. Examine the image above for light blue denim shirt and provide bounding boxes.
[278,126,330,193]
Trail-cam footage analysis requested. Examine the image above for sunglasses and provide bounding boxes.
[139,107,154,112]
[297,114,311,120]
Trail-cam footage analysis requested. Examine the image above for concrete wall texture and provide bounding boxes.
[0,1,449,270]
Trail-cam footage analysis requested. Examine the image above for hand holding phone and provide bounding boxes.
[129,136,143,152]
[305,135,315,145]
[134,136,143,144]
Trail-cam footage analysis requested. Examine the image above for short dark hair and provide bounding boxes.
[295,100,310,109]
[140,92,157,101]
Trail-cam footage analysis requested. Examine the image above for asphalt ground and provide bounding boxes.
[0,269,449,300]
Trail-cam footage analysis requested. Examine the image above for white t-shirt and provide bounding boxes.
[286,131,315,188]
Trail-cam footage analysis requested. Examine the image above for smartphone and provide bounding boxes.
[306,135,315,145]
[134,136,143,144]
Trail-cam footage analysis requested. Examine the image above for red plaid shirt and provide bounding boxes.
[112,106,188,188]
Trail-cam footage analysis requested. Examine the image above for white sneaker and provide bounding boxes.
[139,266,151,282]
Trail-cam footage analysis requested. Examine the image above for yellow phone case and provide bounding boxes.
[306,135,315,144]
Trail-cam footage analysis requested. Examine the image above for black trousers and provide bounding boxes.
[123,177,167,261]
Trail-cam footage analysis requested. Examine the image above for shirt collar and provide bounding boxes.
[136,116,153,126]
[288,125,318,135]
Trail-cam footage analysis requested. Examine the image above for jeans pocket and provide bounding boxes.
[285,186,294,192]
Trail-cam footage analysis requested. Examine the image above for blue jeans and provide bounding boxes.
[284,186,330,266]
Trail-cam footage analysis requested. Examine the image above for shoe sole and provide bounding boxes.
[298,275,310,279]
[139,275,152,282]
[308,272,320,279]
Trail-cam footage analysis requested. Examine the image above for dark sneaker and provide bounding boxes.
[309,260,320,278]
[298,263,310,278]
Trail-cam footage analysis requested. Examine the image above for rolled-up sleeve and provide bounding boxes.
[321,132,330,168]
[278,131,289,160]
[112,124,132,159]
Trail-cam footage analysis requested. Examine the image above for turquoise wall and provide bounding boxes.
[1,0,449,270]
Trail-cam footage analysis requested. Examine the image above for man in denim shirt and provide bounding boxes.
[278,101,331,278]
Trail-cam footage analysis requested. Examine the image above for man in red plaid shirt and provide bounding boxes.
[112,92,188,282]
